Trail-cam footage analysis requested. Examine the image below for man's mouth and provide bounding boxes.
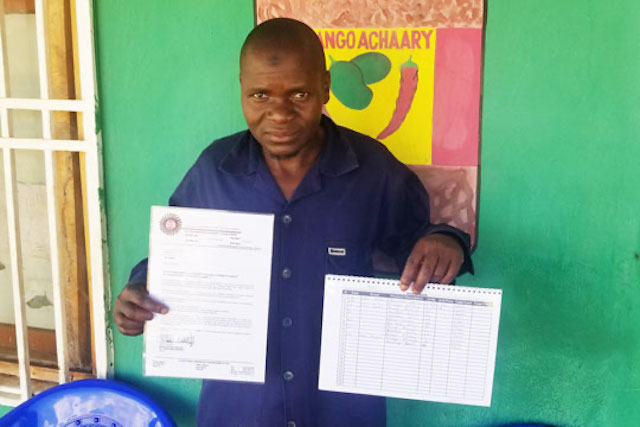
[267,130,299,143]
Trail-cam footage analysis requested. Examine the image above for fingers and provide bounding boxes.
[113,311,145,336]
[113,282,168,336]
[119,327,144,336]
[412,255,437,294]
[118,299,155,322]
[440,260,459,285]
[399,234,465,294]
[113,309,145,336]
[399,254,420,291]
[123,283,168,315]
[431,258,451,283]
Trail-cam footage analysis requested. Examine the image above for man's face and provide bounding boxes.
[240,47,330,159]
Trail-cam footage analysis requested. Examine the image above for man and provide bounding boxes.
[114,18,473,426]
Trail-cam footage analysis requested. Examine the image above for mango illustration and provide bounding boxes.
[329,56,373,110]
[351,52,391,85]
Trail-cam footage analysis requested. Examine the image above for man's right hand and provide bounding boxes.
[113,282,168,336]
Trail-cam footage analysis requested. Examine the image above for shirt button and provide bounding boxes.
[282,214,292,224]
[283,370,294,381]
[282,268,292,279]
[282,317,292,328]
[287,422,296,427]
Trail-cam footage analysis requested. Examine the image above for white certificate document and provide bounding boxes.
[143,206,274,382]
[319,275,502,407]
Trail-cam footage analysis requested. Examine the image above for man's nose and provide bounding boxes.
[267,100,294,123]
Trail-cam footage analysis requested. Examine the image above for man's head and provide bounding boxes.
[239,18,330,160]
[240,18,326,76]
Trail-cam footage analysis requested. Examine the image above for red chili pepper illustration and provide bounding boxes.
[377,56,418,140]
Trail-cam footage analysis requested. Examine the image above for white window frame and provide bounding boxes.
[0,0,111,406]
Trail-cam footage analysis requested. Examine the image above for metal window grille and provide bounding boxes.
[0,0,111,406]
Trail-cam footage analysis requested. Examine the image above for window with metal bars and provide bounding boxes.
[0,0,110,406]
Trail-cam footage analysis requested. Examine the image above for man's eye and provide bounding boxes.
[252,92,266,99]
[293,92,308,99]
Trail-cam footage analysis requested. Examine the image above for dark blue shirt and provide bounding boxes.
[130,117,472,427]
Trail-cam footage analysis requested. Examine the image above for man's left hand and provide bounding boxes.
[400,233,464,294]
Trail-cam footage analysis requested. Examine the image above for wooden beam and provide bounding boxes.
[0,360,93,383]
[4,0,35,14]
[45,0,92,373]
[0,323,56,356]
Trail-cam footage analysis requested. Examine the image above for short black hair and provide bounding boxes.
[240,18,326,75]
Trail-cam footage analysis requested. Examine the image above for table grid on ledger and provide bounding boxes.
[336,290,493,400]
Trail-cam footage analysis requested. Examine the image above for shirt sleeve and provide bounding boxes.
[374,166,474,277]
[168,158,202,208]
[128,257,149,285]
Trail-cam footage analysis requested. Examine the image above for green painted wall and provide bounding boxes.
[94,1,253,426]
[3,0,636,425]
[389,1,640,426]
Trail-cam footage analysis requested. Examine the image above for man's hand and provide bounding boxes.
[113,282,168,336]
[400,233,465,294]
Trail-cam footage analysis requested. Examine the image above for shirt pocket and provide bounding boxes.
[324,240,372,277]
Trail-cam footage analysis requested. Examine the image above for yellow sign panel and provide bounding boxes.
[317,28,436,165]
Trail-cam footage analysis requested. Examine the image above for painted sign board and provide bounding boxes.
[256,0,483,244]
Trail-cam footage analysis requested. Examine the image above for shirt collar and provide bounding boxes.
[318,115,360,177]
[219,115,360,177]
[218,131,260,176]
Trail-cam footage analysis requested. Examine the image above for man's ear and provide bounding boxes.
[322,70,331,104]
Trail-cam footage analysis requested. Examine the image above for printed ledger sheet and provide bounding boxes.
[319,275,502,406]
[144,206,274,382]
